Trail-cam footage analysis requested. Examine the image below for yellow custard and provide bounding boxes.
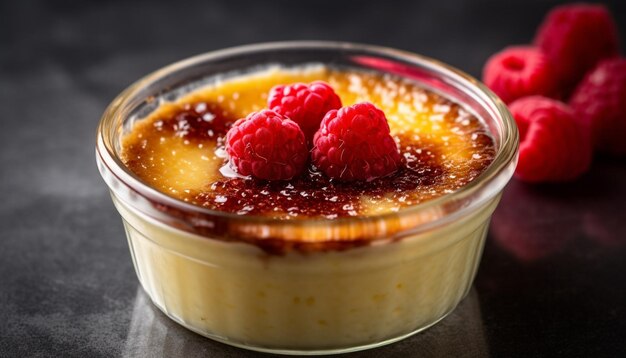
[97,52,516,354]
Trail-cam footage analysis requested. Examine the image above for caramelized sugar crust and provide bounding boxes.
[122,66,495,219]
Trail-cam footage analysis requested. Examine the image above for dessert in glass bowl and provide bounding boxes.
[96,42,518,354]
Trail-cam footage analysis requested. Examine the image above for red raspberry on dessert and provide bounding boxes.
[482,46,558,104]
[509,96,592,183]
[268,81,342,145]
[534,3,620,90]
[569,58,626,156]
[226,109,308,180]
[312,102,402,181]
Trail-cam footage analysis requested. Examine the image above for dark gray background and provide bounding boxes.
[1,0,625,357]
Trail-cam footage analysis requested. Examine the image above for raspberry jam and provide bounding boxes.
[122,66,496,219]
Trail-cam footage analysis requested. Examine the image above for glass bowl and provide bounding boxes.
[96,41,518,355]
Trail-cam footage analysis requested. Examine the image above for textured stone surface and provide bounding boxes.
[1,0,625,356]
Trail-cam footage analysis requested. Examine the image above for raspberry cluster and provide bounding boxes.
[226,82,402,181]
[482,3,624,183]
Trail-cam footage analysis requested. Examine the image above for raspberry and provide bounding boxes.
[311,102,402,181]
[569,58,626,155]
[268,81,342,145]
[509,96,592,182]
[482,46,558,104]
[225,109,308,180]
[534,3,620,89]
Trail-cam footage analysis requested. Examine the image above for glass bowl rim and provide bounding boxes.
[96,40,518,231]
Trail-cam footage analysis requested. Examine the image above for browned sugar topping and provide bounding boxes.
[122,67,496,219]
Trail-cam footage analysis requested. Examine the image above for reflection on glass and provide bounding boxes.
[490,180,575,261]
[491,169,625,262]
[122,287,488,357]
[583,199,625,247]
[122,287,244,357]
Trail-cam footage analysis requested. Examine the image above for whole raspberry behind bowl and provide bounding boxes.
[482,46,559,104]
[509,96,592,183]
[534,3,620,90]
[570,58,626,156]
